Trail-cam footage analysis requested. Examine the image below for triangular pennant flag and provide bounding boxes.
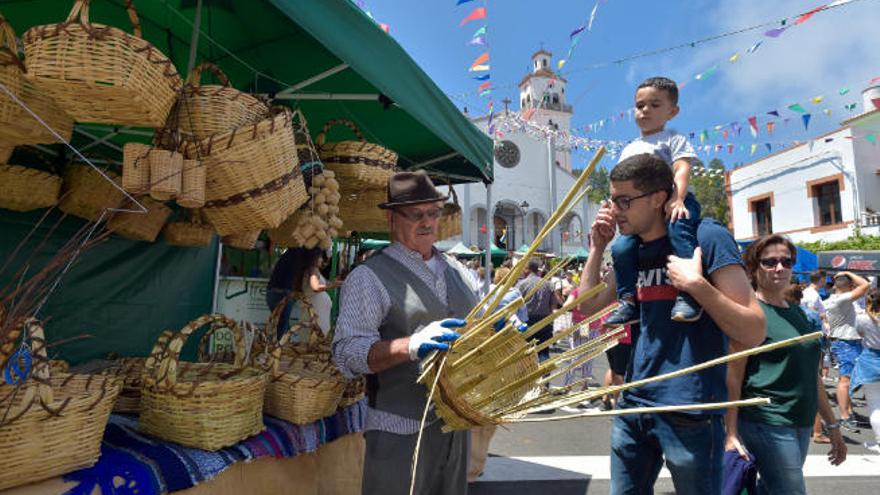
[457,0,476,5]
[795,4,827,25]
[722,129,729,140]
[467,36,487,46]
[695,65,719,81]
[588,1,600,30]
[750,143,758,155]
[824,109,832,117]
[870,76,880,85]
[729,53,741,63]
[767,121,776,135]
[470,65,490,72]
[480,89,492,97]
[839,87,850,96]
[845,103,857,111]
[812,96,824,104]
[700,130,709,143]
[747,41,763,54]
[558,59,566,70]
[802,113,812,130]
[788,103,807,113]
[570,25,586,39]
[470,52,489,68]
[473,74,490,81]
[764,27,787,38]
[478,81,491,91]
[472,26,487,37]
[767,110,780,117]
[748,116,759,138]
[459,7,487,26]
[728,144,734,154]
[867,134,877,144]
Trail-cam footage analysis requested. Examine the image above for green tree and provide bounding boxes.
[691,158,728,226]
[583,165,610,204]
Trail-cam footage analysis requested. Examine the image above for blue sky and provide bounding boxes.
[358,0,880,172]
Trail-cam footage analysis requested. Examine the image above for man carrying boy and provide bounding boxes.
[606,77,703,327]
[578,153,766,494]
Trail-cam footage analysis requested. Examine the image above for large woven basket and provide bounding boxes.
[182,107,308,235]
[163,211,214,247]
[316,119,397,188]
[22,0,182,128]
[140,314,268,450]
[0,321,122,490]
[337,186,388,233]
[177,62,268,140]
[107,196,172,242]
[437,186,463,240]
[58,164,125,221]
[0,16,74,147]
[102,330,174,414]
[259,294,344,424]
[0,164,61,211]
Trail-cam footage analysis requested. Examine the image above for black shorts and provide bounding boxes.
[606,343,632,376]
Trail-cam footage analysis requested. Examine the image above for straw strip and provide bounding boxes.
[508,398,771,423]
[521,282,607,340]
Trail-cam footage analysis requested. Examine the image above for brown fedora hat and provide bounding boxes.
[378,170,448,209]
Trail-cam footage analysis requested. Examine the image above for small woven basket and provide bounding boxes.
[0,164,62,211]
[182,107,307,235]
[22,0,182,127]
[177,158,206,208]
[0,321,122,491]
[316,119,397,188]
[222,230,260,250]
[102,330,174,414]
[337,187,388,233]
[437,186,462,240]
[163,211,214,247]
[140,314,268,451]
[58,164,125,221]
[107,196,172,242]
[0,15,74,147]
[122,142,151,194]
[177,62,268,140]
[149,149,183,201]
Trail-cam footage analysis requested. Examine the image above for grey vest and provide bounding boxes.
[364,252,478,420]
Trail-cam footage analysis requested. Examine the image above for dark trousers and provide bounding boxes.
[612,192,702,300]
[527,316,553,363]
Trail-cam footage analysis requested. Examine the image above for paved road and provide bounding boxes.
[470,346,880,494]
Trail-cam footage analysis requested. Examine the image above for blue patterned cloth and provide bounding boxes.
[63,400,366,495]
[851,347,880,395]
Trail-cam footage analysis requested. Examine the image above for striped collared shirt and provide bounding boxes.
[332,242,478,434]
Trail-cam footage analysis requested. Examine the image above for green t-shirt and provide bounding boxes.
[740,301,821,427]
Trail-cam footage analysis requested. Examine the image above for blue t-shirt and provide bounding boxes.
[623,219,744,412]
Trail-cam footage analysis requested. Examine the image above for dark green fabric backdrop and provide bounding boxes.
[1,210,217,365]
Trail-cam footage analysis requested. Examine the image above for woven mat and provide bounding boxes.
[61,400,366,495]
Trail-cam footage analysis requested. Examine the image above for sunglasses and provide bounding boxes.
[393,207,442,222]
[759,257,793,269]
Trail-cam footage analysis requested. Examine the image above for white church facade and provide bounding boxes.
[453,50,599,255]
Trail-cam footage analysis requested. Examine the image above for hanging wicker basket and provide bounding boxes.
[182,107,307,235]
[22,0,182,127]
[177,62,268,140]
[316,119,397,188]
[0,164,62,212]
[177,158,206,208]
[0,320,122,491]
[140,314,268,451]
[102,330,174,414]
[58,164,125,221]
[222,230,260,250]
[337,187,388,233]
[0,15,74,147]
[437,186,462,240]
[122,142,151,194]
[107,196,172,242]
[149,149,183,201]
[163,211,214,247]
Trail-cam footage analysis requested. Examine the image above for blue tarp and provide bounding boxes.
[736,240,818,279]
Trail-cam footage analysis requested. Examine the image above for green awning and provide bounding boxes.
[516,243,530,254]
[572,247,589,261]
[2,0,493,183]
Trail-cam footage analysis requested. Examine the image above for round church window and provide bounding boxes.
[495,140,520,168]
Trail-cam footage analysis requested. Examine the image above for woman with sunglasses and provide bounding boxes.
[725,234,846,494]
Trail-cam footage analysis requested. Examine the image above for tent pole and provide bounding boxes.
[276,64,350,96]
[211,241,223,313]
[186,0,204,74]
[485,183,493,292]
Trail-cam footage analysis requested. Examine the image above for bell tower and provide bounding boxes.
[518,50,574,172]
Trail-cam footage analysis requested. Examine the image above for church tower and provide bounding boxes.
[518,50,574,172]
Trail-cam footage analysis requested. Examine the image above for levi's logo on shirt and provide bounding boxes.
[636,267,679,302]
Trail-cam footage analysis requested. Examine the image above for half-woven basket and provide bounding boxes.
[107,196,172,242]
[182,107,307,235]
[58,164,125,222]
[22,0,182,127]
[140,314,268,451]
[316,119,397,188]
[0,320,122,491]
[0,164,61,212]
[177,62,268,140]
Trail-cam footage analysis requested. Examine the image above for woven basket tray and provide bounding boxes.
[182,107,307,235]
[177,62,268,140]
[22,0,182,128]
[0,164,62,212]
[107,197,172,242]
[102,330,174,414]
[0,321,122,491]
[140,314,268,451]
[316,119,397,188]
[0,16,74,147]
[58,164,125,222]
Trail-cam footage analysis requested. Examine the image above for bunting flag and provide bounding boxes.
[802,113,812,130]
[378,23,390,33]
[587,0,600,30]
[839,87,850,96]
[728,144,734,154]
[570,25,586,39]
[751,143,758,155]
[824,109,833,117]
[471,65,490,72]
[457,0,476,5]
[467,36,487,46]
[480,89,492,97]
[558,60,567,70]
[473,74,490,81]
[764,27,787,38]
[748,116,758,137]
[788,103,807,113]
[472,26,487,37]
[470,52,489,68]
[700,130,709,144]
[722,129,729,140]
[695,64,719,80]
[478,81,491,92]
[845,103,857,111]
[766,121,776,135]
[767,110,780,117]
[459,7,487,26]
[522,108,536,121]
[812,96,824,104]
[795,4,827,25]
[746,41,762,54]
[729,53,740,63]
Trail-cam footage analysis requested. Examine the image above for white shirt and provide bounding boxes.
[825,292,861,340]
[304,273,332,336]
[801,286,824,315]
[618,129,697,167]
[856,314,880,350]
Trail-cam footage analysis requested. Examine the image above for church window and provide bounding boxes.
[542,59,547,68]
[552,93,559,105]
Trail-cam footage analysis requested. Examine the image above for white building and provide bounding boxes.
[726,85,880,243]
[452,50,599,255]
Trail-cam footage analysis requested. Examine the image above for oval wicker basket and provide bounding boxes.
[0,164,62,212]
[177,62,268,140]
[140,314,268,451]
[21,0,182,128]
[149,149,183,201]
[58,164,125,222]
[122,142,151,194]
[0,15,74,147]
[182,107,307,235]
[107,196,172,242]
[336,186,388,233]
[316,119,397,188]
[163,211,215,247]
[102,330,174,414]
[0,320,122,491]
[178,158,206,208]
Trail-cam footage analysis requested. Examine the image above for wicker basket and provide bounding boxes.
[102,330,174,414]
[0,320,122,491]
[222,230,260,250]
[58,164,125,221]
[437,186,462,240]
[0,164,62,211]
[21,0,182,128]
[163,211,214,247]
[177,62,268,140]
[107,196,172,242]
[0,16,74,147]
[182,107,307,235]
[316,119,397,188]
[140,314,268,451]
[337,186,388,233]
[260,294,345,424]
[149,149,183,201]
[178,158,206,208]
[122,142,151,194]
[339,376,366,407]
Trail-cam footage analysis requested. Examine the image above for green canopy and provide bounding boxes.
[1,0,493,183]
[490,243,508,257]
[572,247,590,261]
[445,241,481,258]
[515,243,530,254]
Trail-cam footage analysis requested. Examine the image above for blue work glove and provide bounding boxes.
[493,313,528,332]
[408,318,466,360]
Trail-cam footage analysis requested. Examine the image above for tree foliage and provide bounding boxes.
[691,158,728,226]
[797,230,880,253]
[583,165,610,204]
